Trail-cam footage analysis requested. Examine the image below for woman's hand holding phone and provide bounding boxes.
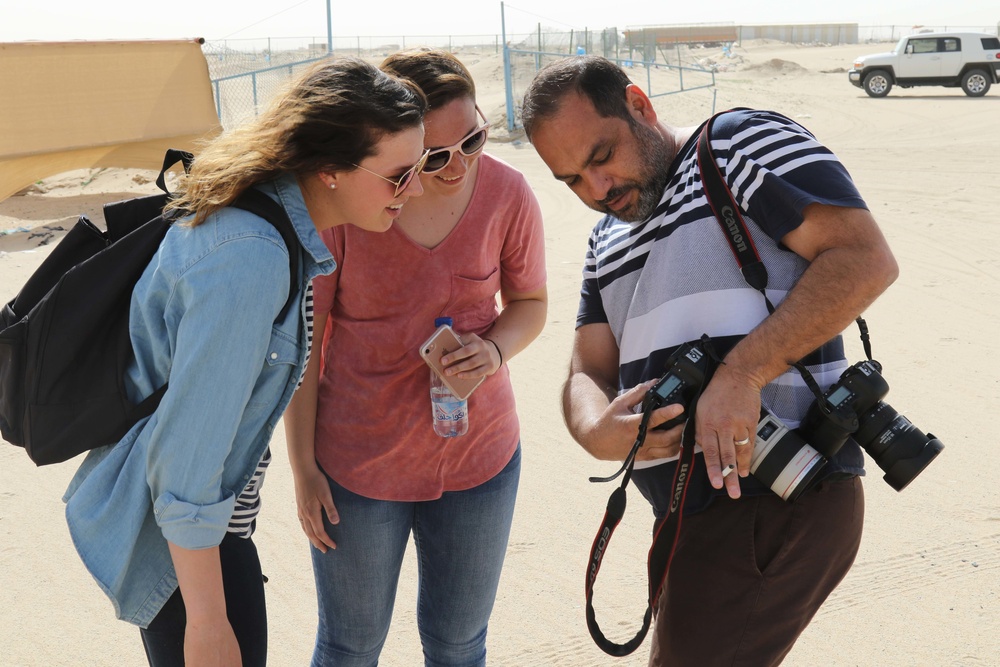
[419,324,492,400]
[440,332,502,379]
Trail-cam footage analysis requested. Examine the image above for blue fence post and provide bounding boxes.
[501,3,516,132]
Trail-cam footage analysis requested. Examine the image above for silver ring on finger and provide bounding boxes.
[734,436,751,447]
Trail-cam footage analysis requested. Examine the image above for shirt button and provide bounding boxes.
[270,352,278,360]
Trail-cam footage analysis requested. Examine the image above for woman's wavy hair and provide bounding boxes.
[169,57,427,225]
[379,48,476,111]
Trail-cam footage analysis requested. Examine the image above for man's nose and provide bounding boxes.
[583,169,612,203]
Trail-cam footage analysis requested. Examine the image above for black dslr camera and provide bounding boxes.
[799,360,944,491]
[642,343,943,500]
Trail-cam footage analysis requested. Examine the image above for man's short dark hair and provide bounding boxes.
[521,56,634,139]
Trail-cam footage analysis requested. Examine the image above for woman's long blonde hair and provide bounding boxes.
[169,57,426,225]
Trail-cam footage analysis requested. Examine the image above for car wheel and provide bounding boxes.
[863,70,892,97]
[961,69,991,97]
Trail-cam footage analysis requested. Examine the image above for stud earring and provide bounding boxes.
[329,183,337,190]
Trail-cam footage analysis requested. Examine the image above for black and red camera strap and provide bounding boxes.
[585,360,717,656]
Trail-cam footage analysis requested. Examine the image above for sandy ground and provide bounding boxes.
[1,41,998,666]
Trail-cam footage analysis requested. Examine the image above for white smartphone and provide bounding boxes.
[419,323,485,401]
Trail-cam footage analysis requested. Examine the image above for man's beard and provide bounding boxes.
[594,122,672,223]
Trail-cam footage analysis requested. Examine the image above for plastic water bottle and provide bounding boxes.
[430,317,469,438]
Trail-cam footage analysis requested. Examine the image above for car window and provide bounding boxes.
[982,37,1000,50]
[942,38,960,52]
[908,38,938,55]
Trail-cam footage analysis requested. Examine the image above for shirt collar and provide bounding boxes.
[265,173,336,275]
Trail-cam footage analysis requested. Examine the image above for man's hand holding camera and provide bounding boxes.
[631,380,687,462]
[570,379,686,463]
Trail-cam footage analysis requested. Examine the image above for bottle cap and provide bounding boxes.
[434,316,452,327]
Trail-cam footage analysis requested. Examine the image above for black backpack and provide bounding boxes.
[0,150,299,466]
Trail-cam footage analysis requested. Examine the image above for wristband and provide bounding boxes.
[485,338,503,368]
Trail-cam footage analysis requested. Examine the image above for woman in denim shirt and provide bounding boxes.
[62,58,428,666]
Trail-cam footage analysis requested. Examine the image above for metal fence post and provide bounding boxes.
[501,2,515,132]
[252,72,258,115]
[536,23,541,70]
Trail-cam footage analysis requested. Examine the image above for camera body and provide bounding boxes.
[800,360,889,457]
[642,343,707,431]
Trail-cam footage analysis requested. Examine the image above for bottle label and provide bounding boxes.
[433,400,467,422]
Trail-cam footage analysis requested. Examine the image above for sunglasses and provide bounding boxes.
[421,107,490,175]
[351,148,430,198]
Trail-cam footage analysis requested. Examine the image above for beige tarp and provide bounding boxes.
[0,39,221,201]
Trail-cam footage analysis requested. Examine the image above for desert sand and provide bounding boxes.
[1,41,997,666]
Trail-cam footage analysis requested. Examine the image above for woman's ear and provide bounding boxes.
[319,172,339,190]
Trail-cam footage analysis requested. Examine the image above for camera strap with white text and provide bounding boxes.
[696,111,874,375]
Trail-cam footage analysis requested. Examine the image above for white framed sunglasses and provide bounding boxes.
[421,106,490,175]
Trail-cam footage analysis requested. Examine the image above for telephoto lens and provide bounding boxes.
[750,409,827,502]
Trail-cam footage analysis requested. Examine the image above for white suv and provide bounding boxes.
[848,32,1000,97]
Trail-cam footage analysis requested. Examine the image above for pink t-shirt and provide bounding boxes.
[311,154,546,500]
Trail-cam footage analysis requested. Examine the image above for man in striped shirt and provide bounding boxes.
[523,56,898,665]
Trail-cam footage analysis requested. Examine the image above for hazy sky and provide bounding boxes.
[1,0,996,42]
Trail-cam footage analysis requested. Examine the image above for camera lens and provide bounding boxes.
[751,411,827,502]
[854,402,944,491]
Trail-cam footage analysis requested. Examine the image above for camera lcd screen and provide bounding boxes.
[828,385,852,407]
[654,375,682,399]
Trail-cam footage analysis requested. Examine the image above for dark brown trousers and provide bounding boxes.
[649,476,864,667]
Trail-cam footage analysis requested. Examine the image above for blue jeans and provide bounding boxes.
[310,445,521,667]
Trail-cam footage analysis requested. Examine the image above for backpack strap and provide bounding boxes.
[230,188,301,322]
[155,149,195,194]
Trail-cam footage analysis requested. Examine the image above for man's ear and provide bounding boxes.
[624,84,658,125]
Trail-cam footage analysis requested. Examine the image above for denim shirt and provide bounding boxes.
[62,174,336,627]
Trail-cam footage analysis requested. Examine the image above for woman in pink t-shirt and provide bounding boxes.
[283,49,547,665]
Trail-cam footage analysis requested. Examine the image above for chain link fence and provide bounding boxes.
[203,29,689,130]
[204,35,505,129]
[203,23,999,129]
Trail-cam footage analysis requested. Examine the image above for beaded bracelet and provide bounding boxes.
[485,338,504,368]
